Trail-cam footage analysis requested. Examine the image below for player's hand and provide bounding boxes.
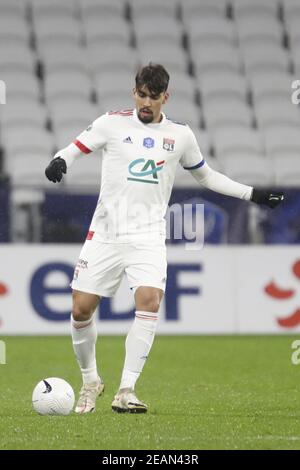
[45,157,67,183]
[251,188,284,209]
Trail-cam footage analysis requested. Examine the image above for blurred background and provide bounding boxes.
[0,0,300,334]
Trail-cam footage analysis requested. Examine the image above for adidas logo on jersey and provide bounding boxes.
[123,136,133,144]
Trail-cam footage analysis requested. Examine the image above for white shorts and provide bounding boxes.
[71,239,167,297]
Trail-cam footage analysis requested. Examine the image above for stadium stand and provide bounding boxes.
[44,71,93,104]
[181,0,228,22]
[219,154,273,186]
[79,0,126,20]
[232,0,279,21]
[0,99,48,129]
[273,153,300,186]
[0,0,298,194]
[192,44,242,77]
[88,44,139,75]
[212,127,264,158]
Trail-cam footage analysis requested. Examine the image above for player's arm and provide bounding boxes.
[45,115,109,183]
[180,128,284,209]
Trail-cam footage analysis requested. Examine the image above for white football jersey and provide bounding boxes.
[73,109,205,242]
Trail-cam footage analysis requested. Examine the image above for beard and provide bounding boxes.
[138,108,154,123]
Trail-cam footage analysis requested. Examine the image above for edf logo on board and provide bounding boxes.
[29,262,202,322]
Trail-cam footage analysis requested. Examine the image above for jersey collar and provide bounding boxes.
[133,109,166,127]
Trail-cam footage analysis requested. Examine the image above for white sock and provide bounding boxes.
[71,314,100,385]
[119,310,158,390]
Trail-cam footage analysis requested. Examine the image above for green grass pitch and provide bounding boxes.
[1,335,300,450]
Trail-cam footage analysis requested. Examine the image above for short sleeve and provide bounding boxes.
[73,114,110,154]
[179,126,205,170]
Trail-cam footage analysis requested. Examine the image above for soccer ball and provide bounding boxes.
[32,377,75,416]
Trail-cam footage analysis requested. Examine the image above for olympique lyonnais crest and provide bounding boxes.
[163,138,175,151]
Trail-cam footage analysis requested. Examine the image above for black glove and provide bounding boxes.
[251,188,284,209]
[45,157,67,183]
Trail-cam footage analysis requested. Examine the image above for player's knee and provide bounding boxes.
[72,298,93,321]
[72,291,98,321]
[71,307,92,322]
[138,297,160,313]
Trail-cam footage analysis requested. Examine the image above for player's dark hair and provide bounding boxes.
[135,63,169,95]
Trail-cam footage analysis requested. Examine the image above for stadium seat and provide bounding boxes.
[255,98,300,129]
[64,153,102,189]
[88,44,138,75]
[0,0,27,16]
[0,44,37,75]
[263,126,300,157]
[232,0,279,20]
[188,18,236,47]
[273,154,300,187]
[130,0,178,20]
[192,44,241,76]
[41,45,88,74]
[137,44,188,75]
[130,0,177,6]
[54,125,85,149]
[212,127,264,158]
[198,73,248,104]
[290,43,300,74]
[84,18,132,48]
[44,71,93,104]
[203,98,253,129]
[94,71,134,99]
[134,18,183,48]
[49,100,98,130]
[181,0,228,24]
[283,0,300,26]
[287,17,300,49]
[98,94,134,114]
[79,0,125,21]
[237,17,283,48]
[34,17,82,50]
[242,44,291,76]
[2,126,55,157]
[0,16,31,46]
[0,100,48,129]
[5,151,51,188]
[31,0,77,21]
[250,71,295,101]
[167,72,198,102]
[219,154,273,186]
[1,71,41,102]
[164,100,201,129]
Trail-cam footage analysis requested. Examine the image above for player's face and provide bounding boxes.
[134,86,169,124]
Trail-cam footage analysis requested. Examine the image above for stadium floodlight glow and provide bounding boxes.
[0,80,6,104]
[0,340,6,364]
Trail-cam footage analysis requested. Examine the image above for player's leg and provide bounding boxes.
[112,286,164,413]
[71,289,104,413]
[71,240,125,413]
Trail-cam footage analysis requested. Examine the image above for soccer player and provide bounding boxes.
[45,64,284,414]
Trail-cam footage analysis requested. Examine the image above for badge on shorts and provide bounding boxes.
[143,137,155,148]
[163,138,175,151]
